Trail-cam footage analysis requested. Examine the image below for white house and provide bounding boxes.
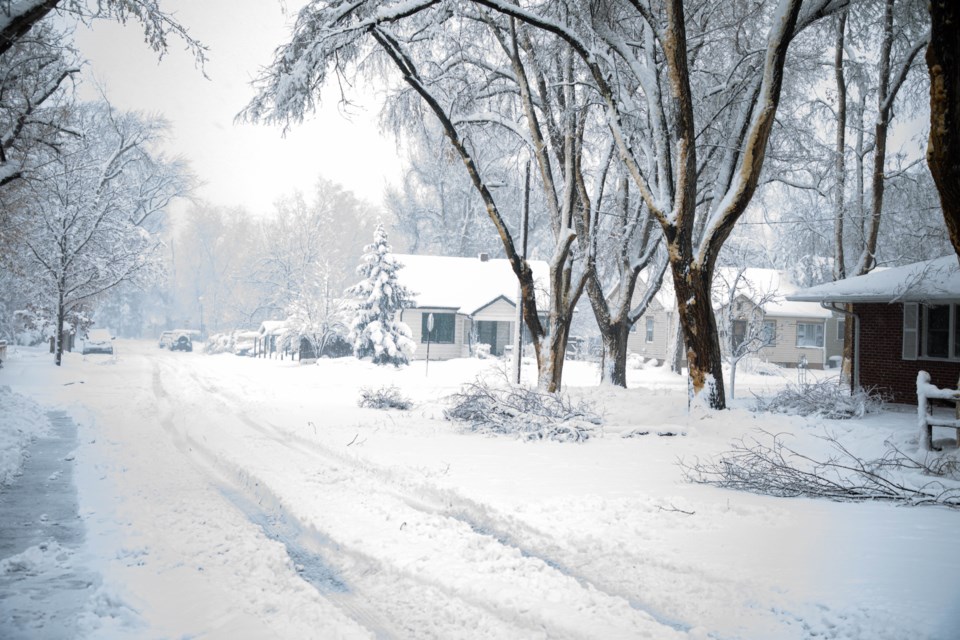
[394,253,549,360]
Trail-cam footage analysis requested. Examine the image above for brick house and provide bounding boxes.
[787,255,960,404]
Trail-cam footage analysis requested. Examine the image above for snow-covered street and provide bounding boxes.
[2,341,959,639]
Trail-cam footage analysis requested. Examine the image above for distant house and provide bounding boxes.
[394,253,549,360]
[788,255,960,404]
[631,267,842,368]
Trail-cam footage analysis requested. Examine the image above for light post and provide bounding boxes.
[198,295,204,341]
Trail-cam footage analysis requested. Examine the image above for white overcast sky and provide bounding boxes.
[70,0,404,217]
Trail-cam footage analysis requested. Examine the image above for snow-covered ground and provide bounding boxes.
[1,340,958,639]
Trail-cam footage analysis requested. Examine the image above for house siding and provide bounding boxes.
[855,302,960,404]
[403,308,469,360]
[758,317,826,368]
[628,309,673,363]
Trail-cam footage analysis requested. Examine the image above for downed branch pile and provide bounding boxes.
[754,379,889,419]
[445,380,601,442]
[680,430,960,509]
[358,385,412,410]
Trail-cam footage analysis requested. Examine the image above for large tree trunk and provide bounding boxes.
[673,264,726,409]
[927,0,960,262]
[599,321,631,387]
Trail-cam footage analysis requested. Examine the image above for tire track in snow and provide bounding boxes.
[170,363,691,639]
[179,366,695,633]
[155,362,561,639]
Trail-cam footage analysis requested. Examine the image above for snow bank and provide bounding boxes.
[0,385,51,486]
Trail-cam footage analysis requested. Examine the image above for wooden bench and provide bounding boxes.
[917,371,960,451]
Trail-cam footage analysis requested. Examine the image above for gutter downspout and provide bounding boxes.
[821,302,859,392]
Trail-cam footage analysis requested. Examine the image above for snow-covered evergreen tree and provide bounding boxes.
[347,223,415,366]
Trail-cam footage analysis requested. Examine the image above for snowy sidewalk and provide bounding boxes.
[0,411,95,639]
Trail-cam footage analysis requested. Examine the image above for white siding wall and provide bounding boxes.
[403,308,469,360]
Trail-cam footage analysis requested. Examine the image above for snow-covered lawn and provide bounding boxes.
[1,340,958,639]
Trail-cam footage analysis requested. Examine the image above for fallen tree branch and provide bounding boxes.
[679,430,960,509]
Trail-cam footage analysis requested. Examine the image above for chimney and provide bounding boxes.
[478,252,489,262]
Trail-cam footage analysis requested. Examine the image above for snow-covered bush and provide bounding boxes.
[753,379,889,419]
[627,353,645,370]
[445,380,601,442]
[347,222,416,366]
[473,343,491,359]
[358,385,412,411]
[204,332,234,355]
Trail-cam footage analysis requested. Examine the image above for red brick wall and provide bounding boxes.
[855,303,960,404]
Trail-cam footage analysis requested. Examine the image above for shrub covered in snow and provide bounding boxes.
[445,380,602,442]
[0,386,50,487]
[358,385,412,411]
[738,356,782,376]
[753,379,889,419]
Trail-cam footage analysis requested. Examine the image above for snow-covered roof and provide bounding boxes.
[714,267,831,319]
[787,255,960,304]
[394,254,549,315]
[258,320,287,335]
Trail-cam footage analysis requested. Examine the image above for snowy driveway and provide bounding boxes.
[2,341,959,639]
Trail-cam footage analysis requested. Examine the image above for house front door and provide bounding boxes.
[477,321,499,355]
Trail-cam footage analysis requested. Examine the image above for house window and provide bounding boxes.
[645,317,655,343]
[796,322,824,348]
[422,312,455,344]
[762,320,776,346]
[921,304,955,359]
[837,318,845,341]
[732,320,747,350]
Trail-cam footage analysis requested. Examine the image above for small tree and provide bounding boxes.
[347,222,415,366]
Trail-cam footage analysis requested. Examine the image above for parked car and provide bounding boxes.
[170,334,193,352]
[158,331,176,348]
[82,329,114,355]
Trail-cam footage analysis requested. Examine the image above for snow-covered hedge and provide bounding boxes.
[753,379,889,419]
[445,380,602,442]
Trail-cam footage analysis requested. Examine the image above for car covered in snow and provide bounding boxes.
[82,329,114,355]
[170,334,193,352]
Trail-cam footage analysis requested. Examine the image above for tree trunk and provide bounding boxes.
[833,10,848,281]
[54,290,65,367]
[927,0,960,262]
[673,264,726,409]
[599,321,630,387]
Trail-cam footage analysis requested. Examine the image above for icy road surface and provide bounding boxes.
[2,340,959,639]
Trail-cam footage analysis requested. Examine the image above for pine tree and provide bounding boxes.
[347,222,416,365]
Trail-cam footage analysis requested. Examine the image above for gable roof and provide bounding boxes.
[787,255,960,304]
[394,254,550,315]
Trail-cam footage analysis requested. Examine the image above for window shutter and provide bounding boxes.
[902,303,919,360]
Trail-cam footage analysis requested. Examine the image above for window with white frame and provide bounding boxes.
[796,322,824,348]
[918,303,960,360]
[645,317,655,343]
